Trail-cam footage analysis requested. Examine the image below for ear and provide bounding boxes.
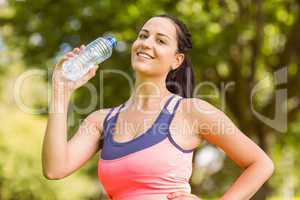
[171,53,185,70]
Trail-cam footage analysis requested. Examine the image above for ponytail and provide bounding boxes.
[166,56,195,98]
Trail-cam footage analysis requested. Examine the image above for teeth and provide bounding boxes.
[137,52,152,59]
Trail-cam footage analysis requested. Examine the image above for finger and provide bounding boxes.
[72,47,80,55]
[62,56,72,63]
[169,194,198,200]
[66,52,76,58]
[87,65,99,74]
[80,44,85,51]
[74,68,96,87]
[169,196,186,200]
[168,193,199,200]
[90,67,98,77]
[56,57,68,70]
[170,197,194,200]
[74,76,89,88]
[92,65,99,71]
[168,191,189,199]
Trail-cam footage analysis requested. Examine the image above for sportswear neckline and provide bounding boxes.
[109,94,176,146]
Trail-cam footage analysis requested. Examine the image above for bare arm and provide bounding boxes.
[42,107,110,179]
[42,45,104,179]
[191,99,274,200]
[64,109,111,177]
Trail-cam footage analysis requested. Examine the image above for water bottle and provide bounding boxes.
[63,36,117,81]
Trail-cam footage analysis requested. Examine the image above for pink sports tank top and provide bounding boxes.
[98,94,195,200]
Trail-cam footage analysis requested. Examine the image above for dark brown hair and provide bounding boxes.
[155,14,195,98]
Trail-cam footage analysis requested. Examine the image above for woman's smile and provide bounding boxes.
[136,51,154,61]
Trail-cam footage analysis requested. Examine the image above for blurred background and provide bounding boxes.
[0,0,300,199]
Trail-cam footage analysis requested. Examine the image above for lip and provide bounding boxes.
[136,51,154,59]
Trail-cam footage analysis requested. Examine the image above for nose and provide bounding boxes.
[140,36,153,50]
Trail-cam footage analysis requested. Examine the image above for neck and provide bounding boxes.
[126,74,173,111]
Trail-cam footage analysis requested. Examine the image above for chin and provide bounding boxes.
[132,62,154,73]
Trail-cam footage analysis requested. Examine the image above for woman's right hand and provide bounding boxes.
[52,45,99,96]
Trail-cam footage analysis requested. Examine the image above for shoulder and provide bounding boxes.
[85,108,113,122]
[83,106,120,132]
[181,97,238,137]
[180,97,222,118]
[179,97,228,133]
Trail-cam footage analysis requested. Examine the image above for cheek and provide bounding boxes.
[131,40,138,53]
[131,41,139,61]
[158,50,175,65]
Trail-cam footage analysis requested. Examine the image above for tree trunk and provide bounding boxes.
[251,182,272,200]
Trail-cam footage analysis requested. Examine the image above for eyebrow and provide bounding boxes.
[140,29,171,40]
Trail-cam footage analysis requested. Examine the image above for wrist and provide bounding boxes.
[52,77,73,95]
[50,88,71,114]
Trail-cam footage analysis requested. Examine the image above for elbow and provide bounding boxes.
[43,171,65,180]
[266,159,275,177]
[260,155,275,178]
[42,159,68,180]
[43,169,66,180]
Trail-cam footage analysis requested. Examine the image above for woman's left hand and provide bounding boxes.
[167,191,202,200]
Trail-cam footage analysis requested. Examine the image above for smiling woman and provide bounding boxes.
[131,15,195,98]
[42,14,274,200]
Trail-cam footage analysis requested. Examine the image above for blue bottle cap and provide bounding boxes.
[105,36,117,49]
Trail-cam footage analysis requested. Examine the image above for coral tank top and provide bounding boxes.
[98,94,195,200]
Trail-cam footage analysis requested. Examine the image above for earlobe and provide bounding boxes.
[173,53,185,70]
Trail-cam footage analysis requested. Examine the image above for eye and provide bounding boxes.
[138,33,147,39]
[157,39,166,45]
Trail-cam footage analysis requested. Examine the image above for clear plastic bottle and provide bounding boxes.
[63,36,117,81]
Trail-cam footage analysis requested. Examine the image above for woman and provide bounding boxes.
[42,14,274,200]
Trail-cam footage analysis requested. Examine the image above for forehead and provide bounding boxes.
[141,17,177,39]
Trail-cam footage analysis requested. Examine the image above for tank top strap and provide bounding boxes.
[107,104,125,121]
[103,104,125,139]
[103,107,115,126]
[166,95,184,115]
[160,94,176,113]
[165,96,195,153]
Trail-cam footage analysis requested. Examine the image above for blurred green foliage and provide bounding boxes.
[1,0,300,199]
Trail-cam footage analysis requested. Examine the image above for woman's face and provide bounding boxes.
[131,17,184,76]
